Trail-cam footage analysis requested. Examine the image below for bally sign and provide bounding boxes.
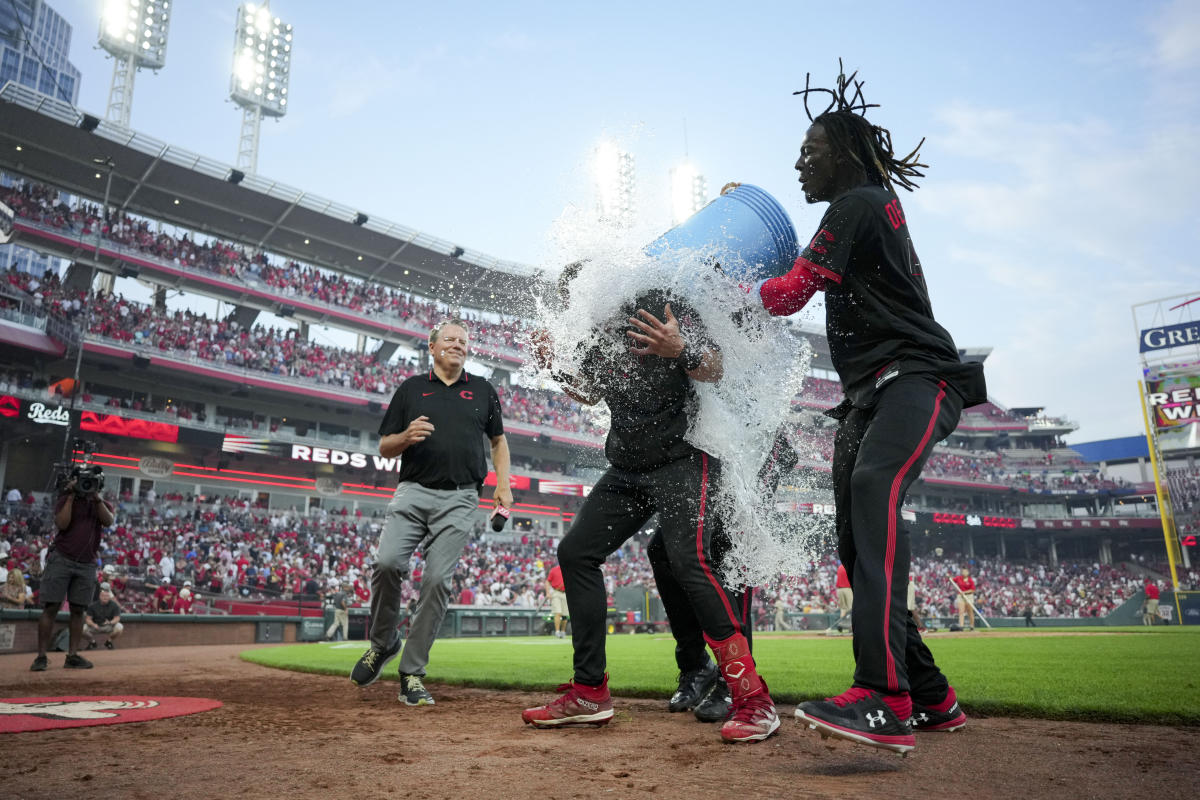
[27,402,70,427]
[1140,321,1200,353]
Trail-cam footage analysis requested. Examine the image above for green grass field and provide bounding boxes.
[242,627,1200,725]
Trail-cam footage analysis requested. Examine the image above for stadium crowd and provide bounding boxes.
[1,180,527,353]
[1,270,607,436]
[2,496,1184,625]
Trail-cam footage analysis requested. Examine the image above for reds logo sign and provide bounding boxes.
[460,390,473,400]
[0,696,222,733]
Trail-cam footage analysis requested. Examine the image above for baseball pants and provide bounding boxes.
[832,374,962,702]
[369,482,477,676]
[558,450,744,687]
[648,521,751,672]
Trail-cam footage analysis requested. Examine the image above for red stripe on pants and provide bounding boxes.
[883,384,947,691]
[695,453,739,628]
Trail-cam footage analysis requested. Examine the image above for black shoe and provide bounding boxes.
[668,659,719,712]
[911,687,967,732]
[350,639,402,687]
[399,673,435,706]
[105,640,115,650]
[30,654,48,672]
[794,687,915,755]
[693,680,732,722]
[64,653,95,669]
[86,640,98,650]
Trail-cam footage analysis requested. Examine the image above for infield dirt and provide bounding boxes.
[2,643,1196,799]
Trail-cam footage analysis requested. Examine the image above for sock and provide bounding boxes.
[574,673,609,697]
[881,691,912,721]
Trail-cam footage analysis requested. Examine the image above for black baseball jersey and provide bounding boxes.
[797,184,985,408]
[579,290,714,472]
[378,370,504,487]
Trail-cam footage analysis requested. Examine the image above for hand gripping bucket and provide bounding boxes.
[643,184,799,283]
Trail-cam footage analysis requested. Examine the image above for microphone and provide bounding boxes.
[490,505,511,532]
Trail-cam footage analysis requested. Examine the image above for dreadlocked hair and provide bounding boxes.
[793,60,928,193]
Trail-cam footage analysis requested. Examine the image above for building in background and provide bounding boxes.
[0,0,80,277]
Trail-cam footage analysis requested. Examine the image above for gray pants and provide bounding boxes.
[369,482,477,676]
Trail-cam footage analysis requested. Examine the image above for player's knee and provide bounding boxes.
[112,622,124,635]
[849,463,892,499]
[68,603,87,615]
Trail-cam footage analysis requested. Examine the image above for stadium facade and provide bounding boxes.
[0,82,1184,572]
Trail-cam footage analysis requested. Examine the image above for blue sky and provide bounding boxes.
[49,0,1200,443]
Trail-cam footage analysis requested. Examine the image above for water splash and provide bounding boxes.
[526,207,833,586]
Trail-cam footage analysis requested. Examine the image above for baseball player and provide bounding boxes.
[749,66,983,752]
[523,273,779,743]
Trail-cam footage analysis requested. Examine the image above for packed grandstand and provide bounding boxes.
[1,118,1195,628]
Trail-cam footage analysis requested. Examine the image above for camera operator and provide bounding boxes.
[29,470,115,672]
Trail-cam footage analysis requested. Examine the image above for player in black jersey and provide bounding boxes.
[522,277,779,743]
[750,67,983,753]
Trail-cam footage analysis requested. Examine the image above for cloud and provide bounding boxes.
[1149,0,1200,71]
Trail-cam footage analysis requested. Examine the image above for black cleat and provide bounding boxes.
[30,654,48,672]
[350,639,402,687]
[693,680,732,723]
[105,640,115,650]
[911,687,967,732]
[795,687,915,755]
[668,659,719,712]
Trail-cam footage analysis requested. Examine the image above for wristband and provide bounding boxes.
[677,344,704,372]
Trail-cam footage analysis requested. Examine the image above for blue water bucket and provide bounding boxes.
[643,184,799,282]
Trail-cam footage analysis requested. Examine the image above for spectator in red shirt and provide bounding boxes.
[545,563,567,639]
[952,566,977,631]
[1142,580,1160,626]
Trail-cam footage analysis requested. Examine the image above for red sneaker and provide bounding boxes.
[720,685,780,743]
[522,677,614,728]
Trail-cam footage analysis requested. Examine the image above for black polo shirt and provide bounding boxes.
[796,184,986,408]
[579,289,714,472]
[378,369,504,488]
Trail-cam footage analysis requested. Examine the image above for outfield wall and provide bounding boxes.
[7,600,1184,655]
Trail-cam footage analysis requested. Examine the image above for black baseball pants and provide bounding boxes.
[558,450,744,686]
[833,374,962,701]
[646,424,799,670]
[649,521,751,672]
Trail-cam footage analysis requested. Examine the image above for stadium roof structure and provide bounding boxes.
[0,82,548,316]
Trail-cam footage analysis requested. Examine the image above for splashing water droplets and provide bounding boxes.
[527,213,832,586]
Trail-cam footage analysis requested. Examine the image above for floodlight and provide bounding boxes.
[98,0,172,127]
[231,2,294,173]
[670,162,708,225]
[593,140,636,227]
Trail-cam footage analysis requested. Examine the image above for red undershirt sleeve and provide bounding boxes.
[757,257,826,316]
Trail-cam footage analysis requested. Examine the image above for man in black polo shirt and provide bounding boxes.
[522,285,780,743]
[750,72,984,753]
[350,319,512,706]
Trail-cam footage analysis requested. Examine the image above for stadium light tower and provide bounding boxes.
[230,2,293,174]
[670,162,708,225]
[592,140,635,227]
[98,0,172,127]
